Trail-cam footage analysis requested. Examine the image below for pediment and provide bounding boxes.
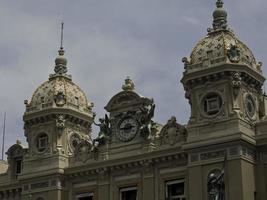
[105,91,153,113]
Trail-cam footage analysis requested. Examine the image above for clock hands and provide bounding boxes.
[117,117,138,142]
[120,124,135,131]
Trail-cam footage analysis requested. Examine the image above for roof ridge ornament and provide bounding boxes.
[208,0,229,34]
[216,0,224,8]
[122,76,135,91]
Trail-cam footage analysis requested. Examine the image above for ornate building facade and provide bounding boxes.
[0,0,267,199]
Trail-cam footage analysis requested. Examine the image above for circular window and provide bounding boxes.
[202,92,223,116]
[245,94,256,119]
[36,133,49,152]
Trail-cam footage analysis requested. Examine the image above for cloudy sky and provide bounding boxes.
[0,0,266,156]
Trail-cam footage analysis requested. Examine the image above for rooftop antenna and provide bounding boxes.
[1,112,6,160]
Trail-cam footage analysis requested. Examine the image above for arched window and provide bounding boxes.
[6,143,24,179]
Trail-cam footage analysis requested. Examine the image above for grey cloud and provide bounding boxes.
[0,0,266,157]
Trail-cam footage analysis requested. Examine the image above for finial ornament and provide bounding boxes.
[208,0,228,33]
[54,22,68,75]
[122,76,135,91]
[216,0,224,8]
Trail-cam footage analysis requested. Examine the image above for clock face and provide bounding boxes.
[117,117,139,142]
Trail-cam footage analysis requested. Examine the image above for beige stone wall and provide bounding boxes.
[241,160,255,200]
[68,162,186,200]
[255,163,267,200]
[187,166,202,200]
[0,160,8,174]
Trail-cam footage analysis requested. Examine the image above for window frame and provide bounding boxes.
[36,133,49,152]
[201,92,223,117]
[165,179,186,200]
[76,192,94,200]
[14,157,23,175]
[119,186,138,200]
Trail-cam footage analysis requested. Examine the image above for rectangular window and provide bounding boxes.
[15,159,22,174]
[14,157,23,176]
[120,186,138,200]
[206,96,219,114]
[39,136,48,149]
[76,193,93,200]
[165,179,186,200]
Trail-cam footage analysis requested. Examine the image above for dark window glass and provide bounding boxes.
[15,159,22,174]
[78,197,93,200]
[168,182,184,196]
[76,193,93,200]
[120,187,137,200]
[166,180,186,200]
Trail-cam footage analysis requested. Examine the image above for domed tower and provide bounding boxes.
[181,1,266,199]
[22,27,94,176]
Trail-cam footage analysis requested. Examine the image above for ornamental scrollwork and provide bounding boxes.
[54,90,66,106]
[231,72,242,98]
[160,116,187,146]
[56,114,65,129]
[227,44,240,63]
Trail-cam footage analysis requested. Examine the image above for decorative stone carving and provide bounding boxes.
[200,150,225,161]
[231,72,242,98]
[105,83,153,113]
[54,90,66,106]
[160,116,187,145]
[257,61,263,71]
[188,22,258,73]
[69,133,81,153]
[182,57,190,69]
[244,94,256,121]
[122,76,135,91]
[74,138,96,162]
[87,102,94,111]
[56,114,65,129]
[54,61,67,75]
[227,44,240,63]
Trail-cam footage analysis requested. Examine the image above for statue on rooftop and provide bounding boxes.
[92,113,111,147]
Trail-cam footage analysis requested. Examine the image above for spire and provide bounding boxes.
[58,22,65,56]
[54,22,68,75]
[209,0,228,32]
